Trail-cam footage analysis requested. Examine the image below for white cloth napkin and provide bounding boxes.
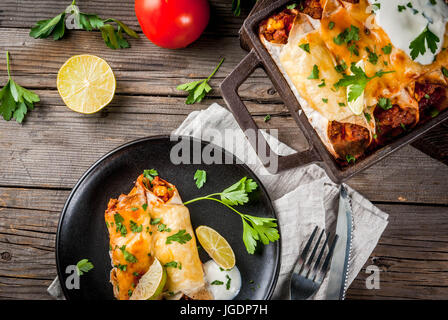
[48,103,388,300]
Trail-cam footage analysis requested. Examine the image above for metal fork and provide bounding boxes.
[289,226,338,300]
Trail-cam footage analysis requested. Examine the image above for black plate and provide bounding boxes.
[56,135,280,300]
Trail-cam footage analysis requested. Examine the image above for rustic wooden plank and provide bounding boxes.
[0,0,249,36]
[411,122,448,166]
[0,28,254,78]
[346,203,448,300]
[0,277,53,300]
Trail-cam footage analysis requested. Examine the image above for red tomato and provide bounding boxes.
[135,0,210,49]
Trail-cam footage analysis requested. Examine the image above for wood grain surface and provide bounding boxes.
[0,0,447,300]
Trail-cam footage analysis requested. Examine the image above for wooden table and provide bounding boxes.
[0,0,447,300]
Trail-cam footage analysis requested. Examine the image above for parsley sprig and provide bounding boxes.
[334,62,394,102]
[0,51,40,123]
[76,259,94,276]
[409,25,440,61]
[177,58,224,105]
[184,177,280,254]
[29,0,138,49]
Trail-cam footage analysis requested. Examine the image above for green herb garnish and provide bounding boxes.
[299,43,310,53]
[114,213,127,237]
[334,63,394,102]
[308,65,320,79]
[130,220,142,233]
[184,177,279,254]
[409,25,440,61]
[177,58,224,105]
[29,0,138,49]
[119,245,138,263]
[76,259,94,276]
[164,261,182,269]
[166,229,192,245]
[194,169,207,189]
[0,51,40,123]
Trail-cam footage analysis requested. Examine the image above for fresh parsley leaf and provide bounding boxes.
[365,47,379,65]
[157,223,171,232]
[164,261,182,269]
[335,61,348,73]
[382,43,392,54]
[129,220,142,233]
[211,280,224,285]
[29,1,138,49]
[150,218,161,225]
[328,21,335,30]
[0,52,40,123]
[114,213,127,237]
[348,44,359,56]
[264,114,271,122]
[378,97,393,110]
[115,264,127,271]
[308,65,320,79]
[166,229,192,245]
[409,25,440,60]
[76,259,94,276]
[119,245,138,263]
[225,275,232,290]
[299,43,310,53]
[334,63,394,102]
[232,0,242,16]
[30,13,66,40]
[143,169,158,182]
[364,112,371,122]
[177,58,224,104]
[194,169,207,189]
[287,3,298,10]
[442,66,448,77]
[333,25,360,45]
[346,154,356,163]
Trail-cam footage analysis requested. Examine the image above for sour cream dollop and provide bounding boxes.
[204,260,241,300]
[369,0,448,65]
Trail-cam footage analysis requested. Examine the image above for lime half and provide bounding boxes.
[130,258,166,300]
[57,54,116,114]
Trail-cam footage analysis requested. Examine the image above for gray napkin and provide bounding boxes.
[48,103,388,300]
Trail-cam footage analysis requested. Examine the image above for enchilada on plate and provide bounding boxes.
[105,174,212,300]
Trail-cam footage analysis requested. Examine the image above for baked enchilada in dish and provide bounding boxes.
[105,174,212,300]
[259,0,448,165]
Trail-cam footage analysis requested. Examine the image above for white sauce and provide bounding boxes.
[369,0,448,65]
[203,260,241,300]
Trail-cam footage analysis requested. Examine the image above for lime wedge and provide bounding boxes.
[57,54,116,114]
[196,225,236,269]
[130,258,166,300]
[347,60,365,116]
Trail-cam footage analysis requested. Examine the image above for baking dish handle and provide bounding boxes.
[220,49,321,174]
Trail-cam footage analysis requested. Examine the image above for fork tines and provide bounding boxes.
[293,226,338,283]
